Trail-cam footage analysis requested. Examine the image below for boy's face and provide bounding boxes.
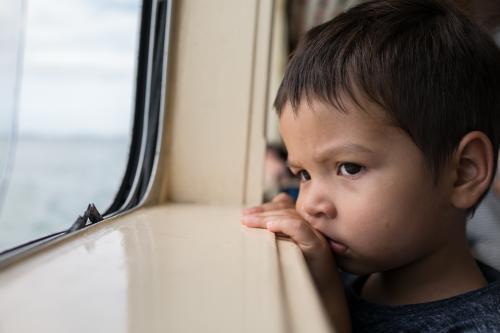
[279,99,453,275]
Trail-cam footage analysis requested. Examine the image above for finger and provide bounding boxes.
[249,208,297,218]
[241,214,268,228]
[241,208,299,229]
[272,192,294,204]
[242,195,294,215]
[266,217,325,255]
[241,208,300,227]
[241,205,264,215]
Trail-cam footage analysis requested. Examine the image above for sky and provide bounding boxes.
[18,0,141,137]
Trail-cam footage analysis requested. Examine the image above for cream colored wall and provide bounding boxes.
[266,0,287,146]
[145,0,272,207]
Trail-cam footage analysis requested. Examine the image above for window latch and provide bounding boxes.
[67,204,104,233]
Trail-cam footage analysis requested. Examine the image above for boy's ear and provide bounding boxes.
[451,131,494,209]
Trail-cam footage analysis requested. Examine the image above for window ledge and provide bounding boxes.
[0,204,332,332]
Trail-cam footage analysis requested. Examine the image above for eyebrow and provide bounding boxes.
[287,143,375,168]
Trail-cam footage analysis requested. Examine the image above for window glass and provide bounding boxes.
[0,0,141,251]
[0,2,23,225]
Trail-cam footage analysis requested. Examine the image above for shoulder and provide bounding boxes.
[345,263,500,333]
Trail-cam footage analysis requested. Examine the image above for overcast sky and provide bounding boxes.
[18,0,141,137]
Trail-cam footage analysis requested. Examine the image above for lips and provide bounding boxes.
[327,237,348,254]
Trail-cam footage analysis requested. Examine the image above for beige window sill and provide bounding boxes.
[0,204,332,333]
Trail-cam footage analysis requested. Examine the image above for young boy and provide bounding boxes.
[241,0,500,332]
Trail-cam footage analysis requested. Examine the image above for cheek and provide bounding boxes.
[339,180,437,269]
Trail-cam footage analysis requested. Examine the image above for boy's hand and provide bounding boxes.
[241,193,335,285]
[241,193,351,332]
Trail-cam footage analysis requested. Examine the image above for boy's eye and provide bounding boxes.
[297,170,311,182]
[338,163,364,176]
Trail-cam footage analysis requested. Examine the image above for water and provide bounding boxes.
[0,136,129,251]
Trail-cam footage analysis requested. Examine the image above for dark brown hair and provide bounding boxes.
[274,0,500,207]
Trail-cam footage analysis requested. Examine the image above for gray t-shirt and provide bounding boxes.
[345,262,500,332]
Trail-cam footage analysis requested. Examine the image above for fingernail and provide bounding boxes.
[266,221,274,229]
[242,215,257,223]
[242,207,261,215]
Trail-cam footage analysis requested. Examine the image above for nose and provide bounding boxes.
[296,183,336,224]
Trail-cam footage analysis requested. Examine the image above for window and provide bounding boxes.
[0,0,142,252]
[0,1,23,248]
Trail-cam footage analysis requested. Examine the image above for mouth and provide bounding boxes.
[326,237,348,254]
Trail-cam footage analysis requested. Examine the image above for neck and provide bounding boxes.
[361,226,486,305]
